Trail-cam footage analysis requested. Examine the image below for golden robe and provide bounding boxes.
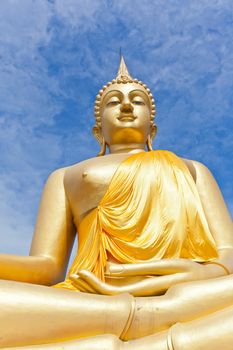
[55,150,218,291]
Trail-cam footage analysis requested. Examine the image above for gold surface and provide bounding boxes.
[55,150,218,292]
[0,57,233,349]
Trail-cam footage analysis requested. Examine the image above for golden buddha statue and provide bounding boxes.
[0,57,233,350]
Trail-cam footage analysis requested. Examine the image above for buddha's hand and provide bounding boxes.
[70,259,225,297]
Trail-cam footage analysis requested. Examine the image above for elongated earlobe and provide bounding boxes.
[92,125,106,156]
[147,135,153,151]
[98,138,106,156]
[147,124,157,151]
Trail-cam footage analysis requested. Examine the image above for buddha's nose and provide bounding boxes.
[120,102,134,113]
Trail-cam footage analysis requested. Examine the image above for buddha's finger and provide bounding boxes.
[78,270,122,296]
[107,259,190,277]
[143,272,190,296]
[76,278,98,294]
[69,275,93,293]
[70,274,98,293]
[124,272,190,297]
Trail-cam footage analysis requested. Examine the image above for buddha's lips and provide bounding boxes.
[117,114,136,122]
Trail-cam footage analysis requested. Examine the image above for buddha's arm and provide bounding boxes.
[193,161,233,271]
[0,168,76,285]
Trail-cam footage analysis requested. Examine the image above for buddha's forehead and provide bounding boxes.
[101,83,150,103]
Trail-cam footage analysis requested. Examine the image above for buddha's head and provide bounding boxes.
[93,56,157,155]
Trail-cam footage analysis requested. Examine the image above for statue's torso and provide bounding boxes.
[57,150,219,289]
[64,153,133,227]
[64,152,196,228]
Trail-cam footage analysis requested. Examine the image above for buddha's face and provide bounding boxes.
[99,83,152,146]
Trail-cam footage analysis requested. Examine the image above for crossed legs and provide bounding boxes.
[2,275,233,349]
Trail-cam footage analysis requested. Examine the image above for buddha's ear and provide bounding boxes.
[147,123,157,151]
[92,125,106,156]
[150,123,157,140]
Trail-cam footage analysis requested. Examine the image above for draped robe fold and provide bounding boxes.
[54,150,218,291]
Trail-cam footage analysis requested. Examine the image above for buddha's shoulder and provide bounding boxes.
[46,153,124,183]
[156,150,212,181]
[45,157,98,181]
[180,156,213,183]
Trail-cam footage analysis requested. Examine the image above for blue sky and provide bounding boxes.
[0,0,232,256]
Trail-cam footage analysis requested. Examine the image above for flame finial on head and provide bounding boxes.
[115,55,133,82]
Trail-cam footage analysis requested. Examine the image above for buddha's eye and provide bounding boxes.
[106,99,120,107]
[132,99,145,106]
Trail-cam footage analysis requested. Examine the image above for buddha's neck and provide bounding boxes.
[109,143,146,154]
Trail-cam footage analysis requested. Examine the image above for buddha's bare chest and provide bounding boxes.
[65,154,195,228]
[65,154,130,225]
